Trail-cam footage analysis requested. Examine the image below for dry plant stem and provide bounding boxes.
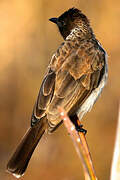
[58,107,97,180]
[110,104,120,180]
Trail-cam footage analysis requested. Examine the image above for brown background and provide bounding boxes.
[0,0,120,180]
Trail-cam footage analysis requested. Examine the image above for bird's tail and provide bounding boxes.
[7,116,47,178]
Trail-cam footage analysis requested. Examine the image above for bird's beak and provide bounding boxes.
[49,18,58,24]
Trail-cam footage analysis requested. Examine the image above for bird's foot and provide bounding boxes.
[75,124,87,135]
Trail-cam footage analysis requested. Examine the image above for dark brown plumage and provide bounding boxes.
[7,8,108,178]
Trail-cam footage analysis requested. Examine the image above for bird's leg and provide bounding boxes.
[70,114,87,135]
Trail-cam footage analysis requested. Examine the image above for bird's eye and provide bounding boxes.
[57,19,66,27]
[61,21,66,26]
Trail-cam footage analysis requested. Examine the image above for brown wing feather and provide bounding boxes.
[32,40,105,131]
[31,69,56,125]
[47,41,105,131]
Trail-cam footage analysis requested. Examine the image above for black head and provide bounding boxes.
[49,8,91,39]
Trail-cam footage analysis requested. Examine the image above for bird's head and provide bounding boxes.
[49,8,92,40]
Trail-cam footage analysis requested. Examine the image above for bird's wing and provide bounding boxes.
[31,68,56,126]
[31,40,105,130]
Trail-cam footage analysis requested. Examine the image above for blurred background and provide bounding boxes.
[0,0,119,180]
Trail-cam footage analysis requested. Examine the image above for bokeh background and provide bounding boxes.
[0,0,119,180]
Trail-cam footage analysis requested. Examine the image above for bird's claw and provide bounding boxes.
[75,125,87,135]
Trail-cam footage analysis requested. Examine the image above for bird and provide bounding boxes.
[7,7,108,178]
